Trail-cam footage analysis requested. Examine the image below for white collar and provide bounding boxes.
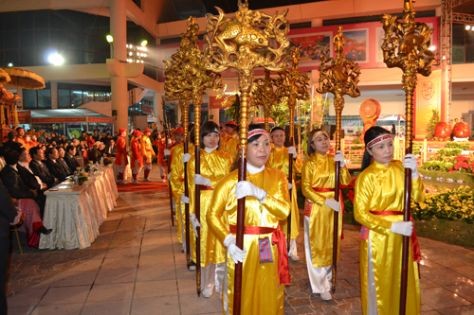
[247,163,264,174]
[204,146,217,153]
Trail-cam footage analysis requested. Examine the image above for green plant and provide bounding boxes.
[426,109,440,139]
[413,186,474,223]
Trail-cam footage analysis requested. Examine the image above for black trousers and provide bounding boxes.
[0,234,9,315]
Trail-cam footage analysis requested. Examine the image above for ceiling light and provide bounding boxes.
[106,34,114,43]
[466,25,471,31]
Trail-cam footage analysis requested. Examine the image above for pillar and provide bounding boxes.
[50,81,58,109]
[110,0,129,132]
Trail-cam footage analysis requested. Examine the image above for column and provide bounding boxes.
[154,92,164,132]
[50,81,58,109]
[109,0,129,132]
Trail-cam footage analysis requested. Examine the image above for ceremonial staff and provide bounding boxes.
[381,1,434,313]
[276,47,309,250]
[164,32,193,270]
[205,1,289,313]
[162,96,174,226]
[317,26,360,292]
[181,17,225,296]
[251,69,278,131]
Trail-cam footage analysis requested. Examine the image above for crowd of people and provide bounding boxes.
[0,121,424,315]
[167,120,424,315]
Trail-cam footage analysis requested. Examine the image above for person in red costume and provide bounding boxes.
[130,130,144,183]
[114,128,128,184]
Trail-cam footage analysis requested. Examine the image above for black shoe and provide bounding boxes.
[39,226,53,235]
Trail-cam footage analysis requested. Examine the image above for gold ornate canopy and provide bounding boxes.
[3,67,46,90]
[0,68,11,84]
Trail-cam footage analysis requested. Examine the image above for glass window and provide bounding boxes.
[71,90,83,107]
[37,88,51,108]
[23,89,37,109]
[58,89,71,108]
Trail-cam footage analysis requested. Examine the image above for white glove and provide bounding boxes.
[10,208,22,226]
[182,153,191,163]
[403,154,419,179]
[287,146,297,157]
[224,234,246,264]
[194,174,212,186]
[235,181,267,202]
[164,149,171,156]
[181,195,189,204]
[334,151,346,167]
[325,198,340,212]
[190,213,200,236]
[288,182,293,190]
[391,221,413,236]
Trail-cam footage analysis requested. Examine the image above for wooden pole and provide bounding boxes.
[194,99,202,296]
[287,94,295,251]
[400,87,414,315]
[233,73,250,315]
[182,103,192,269]
[331,96,343,293]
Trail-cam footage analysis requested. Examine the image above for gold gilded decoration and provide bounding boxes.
[251,70,279,131]
[205,1,290,148]
[381,0,434,150]
[275,47,310,140]
[317,26,361,150]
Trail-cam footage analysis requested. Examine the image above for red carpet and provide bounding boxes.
[117,181,169,193]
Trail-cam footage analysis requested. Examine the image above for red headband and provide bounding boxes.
[367,134,393,148]
[247,128,269,140]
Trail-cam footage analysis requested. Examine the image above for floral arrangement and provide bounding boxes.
[413,186,474,223]
[422,142,474,174]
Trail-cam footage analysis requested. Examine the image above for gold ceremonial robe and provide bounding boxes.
[354,160,423,315]
[266,145,301,240]
[219,133,239,164]
[187,148,232,266]
[301,152,351,267]
[207,167,290,315]
[141,134,155,163]
[169,143,193,243]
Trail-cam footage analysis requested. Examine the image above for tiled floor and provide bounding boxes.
[6,169,474,314]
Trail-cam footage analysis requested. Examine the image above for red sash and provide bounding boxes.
[229,225,291,285]
[360,210,421,262]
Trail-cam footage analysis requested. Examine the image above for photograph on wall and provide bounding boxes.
[288,31,332,68]
[342,29,368,63]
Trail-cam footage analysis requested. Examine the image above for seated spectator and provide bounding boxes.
[88,141,104,164]
[64,144,80,173]
[57,147,72,176]
[17,148,47,216]
[29,146,56,188]
[44,147,69,182]
[3,131,22,153]
[0,149,51,248]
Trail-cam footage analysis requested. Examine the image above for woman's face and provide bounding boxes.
[271,130,285,147]
[203,132,219,149]
[368,138,394,165]
[247,134,271,168]
[311,131,330,154]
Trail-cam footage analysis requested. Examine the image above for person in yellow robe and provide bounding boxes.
[187,121,233,298]
[219,121,239,164]
[207,127,290,314]
[354,126,423,315]
[169,127,194,260]
[141,127,156,181]
[267,126,302,261]
[301,129,351,301]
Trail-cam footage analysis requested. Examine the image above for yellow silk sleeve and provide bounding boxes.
[207,173,236,243]
[260,169,290,220]
[301,157,323,207]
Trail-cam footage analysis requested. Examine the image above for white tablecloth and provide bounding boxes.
[39,166,118,250]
